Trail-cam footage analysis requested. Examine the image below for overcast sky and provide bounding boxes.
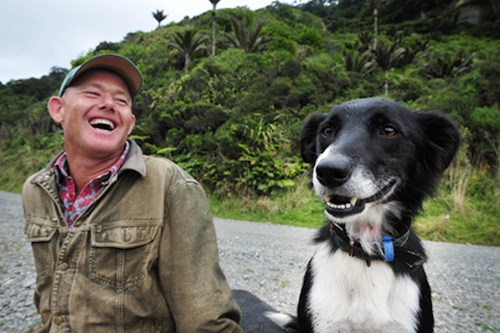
[1,0,298,84]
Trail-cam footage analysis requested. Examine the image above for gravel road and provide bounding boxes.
[0,190,498,332]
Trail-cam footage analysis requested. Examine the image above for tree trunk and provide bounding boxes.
[384,71,389,96]
[212,3,217,56]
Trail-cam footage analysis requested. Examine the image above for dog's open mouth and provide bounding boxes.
[323,179,398,217]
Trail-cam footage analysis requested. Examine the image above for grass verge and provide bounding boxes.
[209,175,499,246]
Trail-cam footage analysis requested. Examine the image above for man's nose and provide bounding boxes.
[98,93,115,109]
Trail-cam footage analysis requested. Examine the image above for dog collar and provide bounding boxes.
[329,222,427,271]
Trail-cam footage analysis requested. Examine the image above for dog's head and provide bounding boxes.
[301,98,460,237]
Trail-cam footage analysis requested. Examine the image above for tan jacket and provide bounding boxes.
[22,140,242,333]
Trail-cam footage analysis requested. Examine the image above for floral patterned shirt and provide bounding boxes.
[54,142,130,227]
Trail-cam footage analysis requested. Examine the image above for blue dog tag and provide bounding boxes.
[383,236,394,262]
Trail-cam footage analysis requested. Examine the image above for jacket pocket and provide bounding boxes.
[25,218,58,278]
[88,222,160,290]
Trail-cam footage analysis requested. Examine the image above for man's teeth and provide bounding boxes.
[90,119,115,130]
[325,197,358,210]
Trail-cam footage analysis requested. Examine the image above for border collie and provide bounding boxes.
[267,98,460,333]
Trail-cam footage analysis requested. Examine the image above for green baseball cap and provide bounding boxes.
[58,54,143,98]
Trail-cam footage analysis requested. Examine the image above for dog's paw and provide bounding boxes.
[265,311,298,331]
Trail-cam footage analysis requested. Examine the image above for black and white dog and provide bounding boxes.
[268,98,460,333]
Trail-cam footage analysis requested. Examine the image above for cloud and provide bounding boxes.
[1,0,295,83]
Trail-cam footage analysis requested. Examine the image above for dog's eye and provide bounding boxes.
[380,126,398,138]
[321,127,334,139]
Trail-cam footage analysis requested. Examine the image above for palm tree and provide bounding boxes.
[344,49,375,76]
[152,10,167,28]
[371,39,405,95]
[222,14,266,53]
[209,0,221,56]
[168,29,209,70]
[423,51,474,79]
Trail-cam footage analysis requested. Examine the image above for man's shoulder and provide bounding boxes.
[143,155,198,185]
[143,155,179,173]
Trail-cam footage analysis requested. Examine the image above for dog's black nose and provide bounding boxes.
[316,156,352,187]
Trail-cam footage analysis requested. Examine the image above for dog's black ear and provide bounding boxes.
[300,112,326,164]
[414,111,461,173]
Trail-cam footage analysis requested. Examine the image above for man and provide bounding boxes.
[22,54,242,332]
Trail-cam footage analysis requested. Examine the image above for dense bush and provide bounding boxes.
[0,1,498,201]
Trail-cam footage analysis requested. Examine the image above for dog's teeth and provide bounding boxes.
[326,201,353,210]
[324,196,358,210]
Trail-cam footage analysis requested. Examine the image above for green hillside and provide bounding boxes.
[1,1,498,245]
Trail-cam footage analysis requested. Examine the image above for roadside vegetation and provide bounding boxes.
[1,0,498,246]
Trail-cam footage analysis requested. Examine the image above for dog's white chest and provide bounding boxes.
[308,243,420,333]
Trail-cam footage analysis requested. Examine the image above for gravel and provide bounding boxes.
[1,190,498,333]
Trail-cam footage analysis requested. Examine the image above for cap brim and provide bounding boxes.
[60,54,142,97]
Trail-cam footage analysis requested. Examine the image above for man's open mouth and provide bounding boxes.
[323,179,398,217]
[90,118,115,131]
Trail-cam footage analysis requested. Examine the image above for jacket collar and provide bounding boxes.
[118,139,147,178]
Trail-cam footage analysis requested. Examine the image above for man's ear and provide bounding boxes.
[47,97,64,124]
[128,114,136,135]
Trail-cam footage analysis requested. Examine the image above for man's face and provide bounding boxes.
[49,70,136,160]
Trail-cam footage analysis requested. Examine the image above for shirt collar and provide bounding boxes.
[54,141,130,185]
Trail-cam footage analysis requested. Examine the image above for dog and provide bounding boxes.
[267,98,460,333]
